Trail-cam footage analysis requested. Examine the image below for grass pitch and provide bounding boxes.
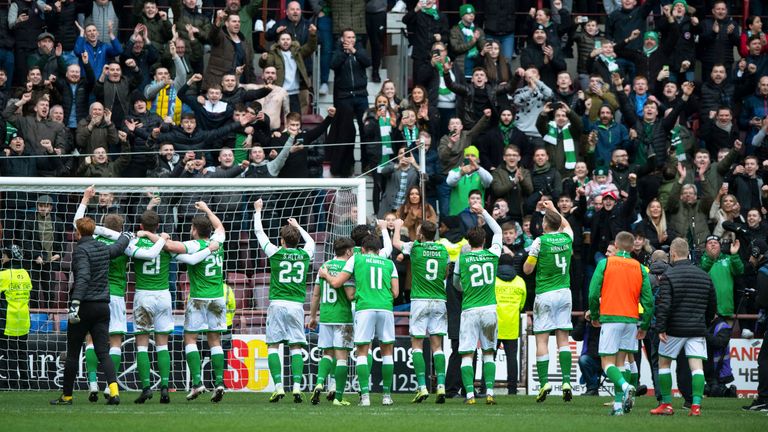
[0,392,764,432]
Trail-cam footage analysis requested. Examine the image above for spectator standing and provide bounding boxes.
[449,4,485,80]
[494,253,526,395]
[331,28,371,132]
[698,0,740,79]
[74,21,123,82]
[258,30,318,115]
[483,0,516,60]
[365,0,387,83]
[8,0,46,86]
[203,10,257,91]
[0,245,33,389]
[402,0,449,90]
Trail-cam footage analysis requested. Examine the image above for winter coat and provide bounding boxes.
[605,0,660,53]
[655,259,717,337]
[483,0,516,36]
[699,16,740,67]
[443,72,512,129]
[666,181,713,249]
[258,35,318,91]
[402,9,449,62]
[590,185,638,256]
[331,42,372,99]
[203,26,256,90]
[71,234,130,303]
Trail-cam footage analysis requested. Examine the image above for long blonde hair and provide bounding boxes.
[646,199,667,241]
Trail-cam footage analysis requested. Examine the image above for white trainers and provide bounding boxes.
[359,393,371,406]
[391,0,407,13]
[742,328,754,339]
[382,394,394,405]
[186,384,207,401]
[319,83,329,95]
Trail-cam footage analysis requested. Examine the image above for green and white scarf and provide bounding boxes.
[435,62,453,95]
[459,21,478,59]
[671,125,685,161]
[543,121,576,170]
[379,116,393,164]
[403,125,419,147]
[422,5,440,20]
[598,53,619,73]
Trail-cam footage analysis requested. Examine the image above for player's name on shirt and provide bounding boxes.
[463,254,494,263]
[546,244,570,253]
[420,250,447,258]
[281,252,309,261]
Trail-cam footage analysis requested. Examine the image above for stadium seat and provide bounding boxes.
[226,272,253,309]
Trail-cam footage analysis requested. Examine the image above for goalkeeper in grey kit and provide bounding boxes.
[51,217,131,405]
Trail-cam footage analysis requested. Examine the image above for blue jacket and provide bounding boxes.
[588,119,629,166]
[738,91,768,148]
[74,36,123,81]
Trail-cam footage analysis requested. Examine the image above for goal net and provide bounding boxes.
[0,177,366,392]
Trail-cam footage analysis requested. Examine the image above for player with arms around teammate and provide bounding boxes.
[131,210,188,404]
[73,186,166,402]
[452,202,503,405]
[588,231,654,416]
[523,200,575,403]
[319,234,399,406]
[392,218,450,404]
[308,237,356,406]
[253,199,316,403]
[164,202,226,402]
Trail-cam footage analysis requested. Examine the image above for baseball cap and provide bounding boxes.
[601,190,618,200]
[37,32,55,43]
[706,235,720,243]
[37,195,53,205]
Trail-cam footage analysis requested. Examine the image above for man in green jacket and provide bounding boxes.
[700,236,744,317]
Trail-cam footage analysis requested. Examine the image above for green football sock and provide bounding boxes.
[536,356,549,386]
[290,351,303,385]
[329,358,337,387]
[109,348,123,375]
[461,364,475,395]
[367,353,373,369]
[211,347,225,387]
[658,368,673,403]
[605,364,627,394]
[316,356,333,386]
[382,355,394,394]
[433,352,446,386]
[185,345,202,387]
[137,349,151,388]
[268,350,282,386]
[558,348,572,385]
[85,346,98,383]
[692,370,705,405]
[157,347,170,388]
[483,360,496,392]
[630,372,639,388]
[622,368,631,385]
[356,356,370,394]
[413,350,426,387]
[615,389,624,403]
[334,361,348,401]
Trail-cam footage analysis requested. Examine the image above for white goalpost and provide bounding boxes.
[0,176,366,392]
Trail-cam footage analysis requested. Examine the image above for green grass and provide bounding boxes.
[0,392,764,431]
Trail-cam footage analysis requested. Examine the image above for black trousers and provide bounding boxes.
[498,339,519,392]
[446,338,463,395]
[0,334,29,389]
[366,11,386,73]
[62,301,116,396]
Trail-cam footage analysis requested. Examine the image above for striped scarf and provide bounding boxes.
[435,62,453,95]
[403,125,419,149]
[150,82,181,124]
[459,21,478,59]
[671,125,685,161]
[379,116,393,164]
[543,121,576,170]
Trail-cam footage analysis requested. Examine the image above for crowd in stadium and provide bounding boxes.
[0,0,767,413]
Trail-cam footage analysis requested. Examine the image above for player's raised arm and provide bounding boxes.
[319,256,354,288]
[74,185,119,239]
[195,201,225,238]
[543,200,572,238]
[475,203,502,249]
[287,217,315,259]
[127,231,167,260]
[378,219,392,257]
[253,199,279,257]
[72,185,96,229]
[391,218,411,252]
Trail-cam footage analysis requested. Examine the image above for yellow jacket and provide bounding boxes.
[495,275,526,340]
